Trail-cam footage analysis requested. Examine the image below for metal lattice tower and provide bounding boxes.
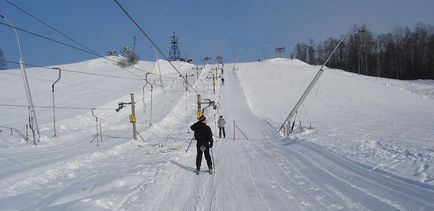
[169,31,181,61]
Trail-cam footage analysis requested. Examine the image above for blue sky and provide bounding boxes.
[1,0,433,68]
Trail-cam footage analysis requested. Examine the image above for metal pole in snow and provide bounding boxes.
[213,74,216,94]
[99,122,103,143]
[51,67,61,137]
[1,14,40,144]
[150,85,153,126]
[277,30,364,134]
[145,73,153,126]
[131,93,137,140]
[185,73,188,91]
[91,108,99,146]
[197,94,201,115]
[142,85,146,113]
[233,120,235,140]
[211,148,215,172]
[186,82,188,124]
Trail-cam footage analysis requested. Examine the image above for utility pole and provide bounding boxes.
[91,108,100,146]
[115,94,137,141]
[130,94,137,140]
[1,14,40,144]
[203,56,211,65]
[212,74,216,94]
[150,45,163,89]
[216,56,223,69]
[233,120,235,140]
[145,73,153,126]
[185,73,188,91]
[210,67,219,94]
[233,48,242,71]
[51,67,61,137]
[201,98,216,114]
[211,66,220,79]
[142,85,146,113]
[133,35,136,54]
[192,65,203,79]
[278,30,364,134]
[196,95,216,119]
[197,94,202,118]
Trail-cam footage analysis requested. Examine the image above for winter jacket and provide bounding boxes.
[190,121,214,147]
[217,118,225,128]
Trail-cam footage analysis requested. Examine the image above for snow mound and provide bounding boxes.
[267,58,310,66]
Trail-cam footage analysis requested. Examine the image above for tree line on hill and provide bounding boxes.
[292,23,434,80]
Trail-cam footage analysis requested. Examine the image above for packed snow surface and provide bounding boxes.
[0,57,433,210]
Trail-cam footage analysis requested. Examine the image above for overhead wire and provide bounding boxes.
[113,0,199,94]
[5,0,106,62]
[0,60,179,95]
[0,60,186,97]
[4,0,181,80]
[0,22,143,80]
[0,59,144,81]
[0,22,101,58]
[0,21,175,81]
[0,68,134,93]
[1,59,190,94]
[0,103,113,111]
[4,0,170,77]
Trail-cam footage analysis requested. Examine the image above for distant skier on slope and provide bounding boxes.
[218,115,226,138]
[190,115,214,174]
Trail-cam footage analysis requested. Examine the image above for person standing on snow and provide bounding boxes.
[190,115,214,174]
[217,115,226,138]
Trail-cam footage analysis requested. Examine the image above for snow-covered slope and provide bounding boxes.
[236,58,434,184]
[1,57,433,210]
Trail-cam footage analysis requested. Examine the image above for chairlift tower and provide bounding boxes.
[169,31,181,61]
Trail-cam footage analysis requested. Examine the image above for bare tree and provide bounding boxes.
[292,23,434,79]
[0,49,6,70]
[275,47,285,58]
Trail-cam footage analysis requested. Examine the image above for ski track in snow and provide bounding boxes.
[1,58,434,210]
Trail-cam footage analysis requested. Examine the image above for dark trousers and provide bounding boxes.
[219,127,226,138]
[196,145,212,170]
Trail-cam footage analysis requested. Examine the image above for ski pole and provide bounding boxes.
[185,135,194,153]
[210,147,215,171]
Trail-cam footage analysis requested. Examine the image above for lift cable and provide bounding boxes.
[5,0,104,62]
[113,0,199,94]
[1,60,187,97]
[0,59,145,81]
[4,0,182,80]
[0,103,114,111]
[0,22,176,80]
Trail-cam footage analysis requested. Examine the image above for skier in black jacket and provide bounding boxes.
[190,115,214,174]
